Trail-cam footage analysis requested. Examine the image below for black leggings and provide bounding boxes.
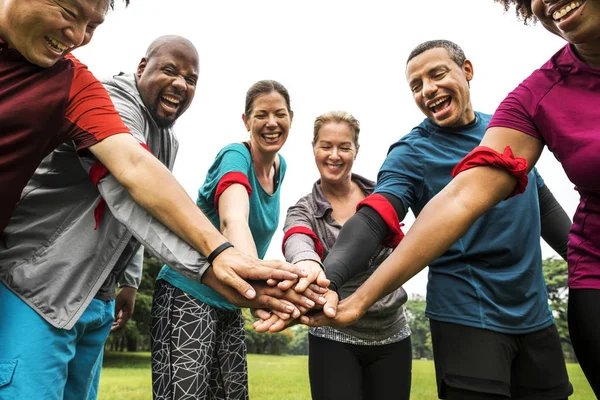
[569,288,600,398]
[308,334,412,400]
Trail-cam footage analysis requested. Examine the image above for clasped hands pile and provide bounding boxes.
[201,251,366,332]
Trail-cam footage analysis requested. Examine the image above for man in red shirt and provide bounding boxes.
[0,0,303,302]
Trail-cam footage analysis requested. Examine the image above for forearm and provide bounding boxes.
[221,217,259,259]
[324,207,386,291]
[284,234,322,265]
[538,184,571,260]
[98,171,212,281]
[325,193,405,291]
[117,151,226,256]
[352,167,515,310]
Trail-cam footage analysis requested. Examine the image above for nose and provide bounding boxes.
[329,147,341,160]
[63,23,87,47]
[172,76,187,91]
[266,114,277,127]
[422,79,437,99]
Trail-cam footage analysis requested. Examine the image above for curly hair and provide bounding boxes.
[494,0,535,24]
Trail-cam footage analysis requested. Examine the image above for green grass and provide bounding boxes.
[98,352,594,400]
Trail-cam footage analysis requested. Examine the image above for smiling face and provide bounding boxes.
[406,47,475,129]
[136,39,199,128]
[313,122,358,186]
[0,0,109,67]
[242,91,292,155]
[531,0,600,49]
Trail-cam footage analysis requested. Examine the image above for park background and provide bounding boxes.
[73,0,591,398]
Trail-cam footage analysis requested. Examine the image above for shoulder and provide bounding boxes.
[65,54,101,91]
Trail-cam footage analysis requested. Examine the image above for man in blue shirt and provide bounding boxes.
[298,40,573,400]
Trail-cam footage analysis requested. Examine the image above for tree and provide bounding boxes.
[405,295,433,359]
[542,257,574,360]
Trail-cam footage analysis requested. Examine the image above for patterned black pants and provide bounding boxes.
[150,279,248,400]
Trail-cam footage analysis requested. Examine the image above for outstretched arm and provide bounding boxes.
[323,193,406,292]
[302,127,544,327]
[89,134,302,299]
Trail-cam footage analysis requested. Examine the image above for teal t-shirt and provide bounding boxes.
[375,112,553,334]
[158,143,286,309]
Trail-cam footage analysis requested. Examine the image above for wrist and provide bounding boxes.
[207,241,234,265]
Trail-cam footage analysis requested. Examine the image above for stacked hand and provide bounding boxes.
[249,260,365,332]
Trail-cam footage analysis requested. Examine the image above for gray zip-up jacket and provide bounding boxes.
[283,174,408,341]
[0,73,209,329]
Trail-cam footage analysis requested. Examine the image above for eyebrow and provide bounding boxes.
[68,0,107,24]
[163,63,199,80]
[408,64,448,87]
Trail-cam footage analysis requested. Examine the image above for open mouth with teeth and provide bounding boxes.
[160,94,181,112]
[429,96,452,115]
[552,1,583,22]
[44,36,69,53]
[262,133,282,143]
[325,163,343,171]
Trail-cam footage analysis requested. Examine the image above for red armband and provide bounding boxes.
[356,193,404,248]
[282,226,325,260]
[89,143,152,229]
[451,146,528,199]
[214,172,253,211]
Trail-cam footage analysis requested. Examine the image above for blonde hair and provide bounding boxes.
[312,110,360,147]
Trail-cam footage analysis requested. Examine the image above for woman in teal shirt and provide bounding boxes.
[151,80,294,400]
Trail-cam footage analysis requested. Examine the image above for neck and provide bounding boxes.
[249,142,277,177]
[320,175,354,200]
[573,42,600,69]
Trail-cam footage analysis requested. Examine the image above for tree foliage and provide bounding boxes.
[405,295,433,360]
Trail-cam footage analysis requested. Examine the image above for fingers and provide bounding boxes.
[217,269,257,299]
[252,308,271,320]
[299,287,327,307]
[110,310,124,332]
[293,276,313,293]
[269,317,294,332]
[256,260,307,279]
[255,295,300,318]
[299,311,330,327]
[315,270,331,289]
[308,283,328,295]
[277,279,297,291]
[253,313,280,333]
[322,291,339,318]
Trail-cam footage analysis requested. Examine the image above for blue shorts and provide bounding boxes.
[0,283,114,400]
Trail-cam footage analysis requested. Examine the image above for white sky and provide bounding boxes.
[76,0,577,296]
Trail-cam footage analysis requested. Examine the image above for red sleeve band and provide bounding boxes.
[282,226,325,260]
[451,146,529,199]
[214,172,253,210]
[356,193,405,248]
[89,143,152,229]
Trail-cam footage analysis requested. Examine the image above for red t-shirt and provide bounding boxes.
[0,38,130,233]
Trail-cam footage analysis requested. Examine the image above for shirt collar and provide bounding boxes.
[310,173,375,219]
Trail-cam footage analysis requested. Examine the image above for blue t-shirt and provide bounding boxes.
[158,143,286,310]
[375,112,553,334]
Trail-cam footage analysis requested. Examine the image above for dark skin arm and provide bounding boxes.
[301,127,544,328]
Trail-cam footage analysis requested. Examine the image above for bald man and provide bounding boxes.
[0,36,302,400]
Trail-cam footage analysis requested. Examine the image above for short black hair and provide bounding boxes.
[109,0,130,10]
[407,40,466,67]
